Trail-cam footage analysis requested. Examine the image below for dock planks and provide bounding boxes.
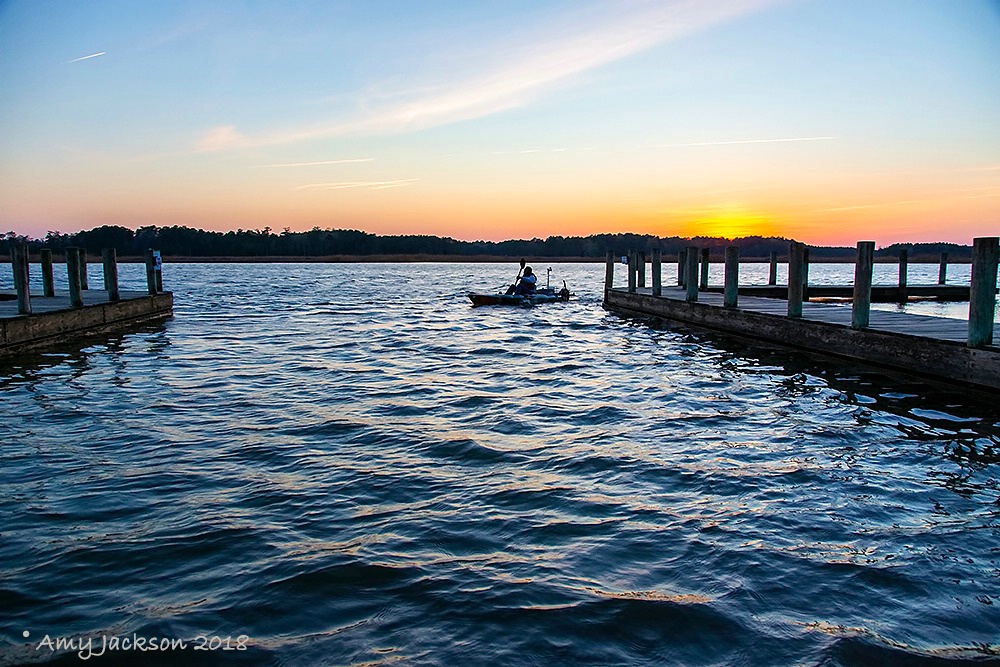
[0,289,173,357]
[604,286,1000,390]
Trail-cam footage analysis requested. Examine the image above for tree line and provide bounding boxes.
[1,225,974,262]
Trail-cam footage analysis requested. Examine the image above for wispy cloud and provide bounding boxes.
[253,159,374,168]
[491,148,567,155]
[663,136,836,147]
[66,52,106,64]
[295,179,420,191]
[197,0,786,151]
[811,199,928,213]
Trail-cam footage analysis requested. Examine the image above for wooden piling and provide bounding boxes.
[154,251,163,292]
[79,249,89,290]
[652,248,662,297]
[938,252,948,285]
[802,245,810,301]
[604,251,615,293]
[852,241,875,329]
[627,251,637,294]
[66,248,84,308]
[102,248,120,302]
[723,245,739,309]
[13,244,31,315]
[685,246,699,302]
[898,247,908,303]
[699,248,710,289]
[638,251,646,289]
[678,250,686,286]
[41,248,55,297]
[768,251,778,285]
[968,237,999,348]
[787,242,805,318]
[145,248,158,296]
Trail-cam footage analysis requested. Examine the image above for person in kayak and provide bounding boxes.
[514,267,537,295]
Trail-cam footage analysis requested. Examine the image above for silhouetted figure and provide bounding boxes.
[514,267,537,295]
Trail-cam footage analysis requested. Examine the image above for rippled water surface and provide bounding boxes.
[1,263,998,666]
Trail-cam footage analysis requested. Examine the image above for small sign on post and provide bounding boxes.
[153,250,163,292]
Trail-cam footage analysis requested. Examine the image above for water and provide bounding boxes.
[1,263,998,666]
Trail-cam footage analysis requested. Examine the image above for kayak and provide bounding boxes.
[468,286,570,307]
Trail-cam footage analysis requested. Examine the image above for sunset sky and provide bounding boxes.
[1,0,998,246]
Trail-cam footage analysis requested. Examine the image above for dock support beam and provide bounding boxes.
[145,248,158,296]
[724,246,739,309]
[685,246,699,302]
[802,246,810,301]
[604,251,614,294]
[652,248,662,297]
[699,248,709,289]
[938,252,948,285]
[677,250,686,286]
[41,248,55,297]
[627,251,637,293]
[898,247,908,303]
[103,248,120,302]
[12,244,31,315]
[787,242,805,318]
[66,248,84,308]
[79,249,89,290]
[768,251,778,285]
[638,251,646,289]
[968,237,999,348]
[852,241,875,329]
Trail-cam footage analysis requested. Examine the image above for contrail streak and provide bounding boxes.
[665,136,836,147]
[67,52,106,63]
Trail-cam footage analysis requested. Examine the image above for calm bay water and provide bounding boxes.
[1,262,998,666]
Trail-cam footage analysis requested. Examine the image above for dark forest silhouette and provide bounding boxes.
[1,225,973,262]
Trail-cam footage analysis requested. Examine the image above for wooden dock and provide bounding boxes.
[701,284,972,301]
[0,290,173,358]
[2,246,172,358]
[604,240,1000,391]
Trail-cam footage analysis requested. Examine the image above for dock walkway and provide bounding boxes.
[604,286,1000,390]
[0,289,173,358]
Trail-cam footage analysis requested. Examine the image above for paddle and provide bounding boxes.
[505,258,526,295]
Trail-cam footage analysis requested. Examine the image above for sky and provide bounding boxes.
[1,0,998,247]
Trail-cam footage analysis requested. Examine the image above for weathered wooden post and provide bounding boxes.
[724,245,739,309]
[638,251,646,289]
[802,245,810,301]
[79,249,89,290]
[40,248,55,297]
[768,251,778,285]
[685,246,699,302]
[102,248,120,302]
[699,248,710,289]
[677,249,686,286]
[851,241,875,329]
[627,251,637,294]
[787,242,805,318]
[651,248,662,297]
[12,244,31,315]
[604,250,614,294]
[66,247,84,308]
[938,252,948,285]
[967,237,999,348]
[897,247,908,303]
[154,250,163,292]
[145,248,158,295]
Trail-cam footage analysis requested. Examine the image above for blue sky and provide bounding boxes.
[1,0,998,244]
